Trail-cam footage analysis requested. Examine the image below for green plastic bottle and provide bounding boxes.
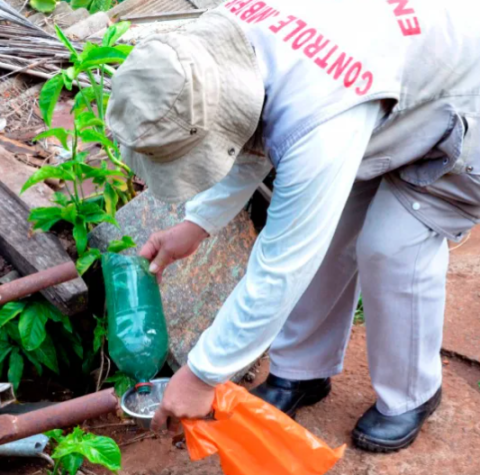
[102,253,169,394]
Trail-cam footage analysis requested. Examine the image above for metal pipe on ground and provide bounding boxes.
[0,434,49,457]
[0,388,119,445]
[0,261,79,305]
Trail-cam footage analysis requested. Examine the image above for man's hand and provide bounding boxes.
[139,221,209,283]
[151,365,215,433]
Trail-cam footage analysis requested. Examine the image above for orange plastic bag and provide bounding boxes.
[182,382,345,475]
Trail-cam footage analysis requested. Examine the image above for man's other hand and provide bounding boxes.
[140,221,209,283]
[151,365,215,434]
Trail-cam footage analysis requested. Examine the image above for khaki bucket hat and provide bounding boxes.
[106,10,265,203]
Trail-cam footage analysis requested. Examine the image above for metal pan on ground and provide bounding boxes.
[121,378,170,429]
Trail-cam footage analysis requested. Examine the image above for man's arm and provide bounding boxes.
[188,101,382,385]
[185,153,273,235]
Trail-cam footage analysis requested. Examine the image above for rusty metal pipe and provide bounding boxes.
[0,261,78,305]
[0,389,119,445]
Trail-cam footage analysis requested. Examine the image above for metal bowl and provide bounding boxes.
[121,378,170,429]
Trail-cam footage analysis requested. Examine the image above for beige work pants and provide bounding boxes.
[269,178,449,416]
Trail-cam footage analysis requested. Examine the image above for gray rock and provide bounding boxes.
[65,11,110,40]
[89,190,257,374]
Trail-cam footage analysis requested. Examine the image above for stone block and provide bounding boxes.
[65,11,110,40]
[89,190,257,373]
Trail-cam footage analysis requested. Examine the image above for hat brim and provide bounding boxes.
[121,131,237,203]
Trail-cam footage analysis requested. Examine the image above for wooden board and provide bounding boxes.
[0,145,53,209]
[0,181,87,315]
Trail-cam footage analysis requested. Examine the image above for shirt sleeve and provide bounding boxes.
[188,101,383,386]
[184,153,273,236]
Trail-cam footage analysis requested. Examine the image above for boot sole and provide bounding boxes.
[352,391,442,453]
[287,380,332,418]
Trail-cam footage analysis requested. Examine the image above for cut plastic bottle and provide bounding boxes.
[102,253,169,394]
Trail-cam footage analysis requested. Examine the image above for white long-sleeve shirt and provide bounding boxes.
[186,101,382,385]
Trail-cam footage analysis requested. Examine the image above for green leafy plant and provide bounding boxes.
[0,298,82,391]
[46,427,121,475]
[71,0,112,14]
[354,295,365,325]
[22,23,137,275]
[30,0,116,14]
[30,0,57,13]
[105,371,134,397]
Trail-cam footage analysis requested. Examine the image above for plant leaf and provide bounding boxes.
[54,25,79,59]
[32,334,59,374]
[102,21,130,47]
[60,329,83,359]
[113,44,134,56]
[81,435,121,471]
[0,301,26,328]
[52,192,69,206]
[28,206,63,232]
[79,129,120,155]
[78,201,118,227]
[34,128,72,151]
[76,46,129,73]
[18,301,48,351]
[0,340,12,365]
[61,453,84,475]
[93,318,106,354]
[78,163,122,180]
[39,75,64,127]
[22,165,75,193]
[107,236,136,254]
[82,349,95,375]
[61,203,78,224]
[88,0,111,13]
[76,248,101,276]
[73,219,88,255]
[53,431,121,472]
[105,371,134,397]
[62,70,73,91]
[23,349,44,376]
[5,322,21,344]
[71,0,91,9]
[29,0,56,13]
[75,111,104,131]
[44,302,73,333]
[8,349,24,392]
[75,151,89,164]
[104,182,118,218]
[73,88,109,115]
[46,429,64,444]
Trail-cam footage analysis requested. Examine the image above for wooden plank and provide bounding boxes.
[0,181,87,315]
[0,145,52,208]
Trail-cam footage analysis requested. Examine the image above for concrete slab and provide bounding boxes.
[443,225,480,363]
[89,190,257,372]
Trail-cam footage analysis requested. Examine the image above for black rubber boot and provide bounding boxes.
[352,388,442,453]
[250,374,331,418]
